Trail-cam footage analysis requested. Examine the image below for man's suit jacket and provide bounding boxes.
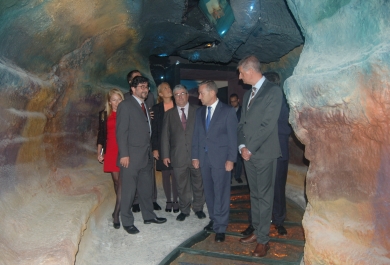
[236,106,242,122]
[192,101,238,168]
[238,79,282,160]
[116,95,151,169]
[161,104,199,168]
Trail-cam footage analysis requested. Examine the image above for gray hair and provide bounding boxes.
[237,55,261,73]
[198,80,218,94]
[173,84,187,93]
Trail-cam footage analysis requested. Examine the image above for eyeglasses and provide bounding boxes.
[174,92,188,97]
[137,85,149,90]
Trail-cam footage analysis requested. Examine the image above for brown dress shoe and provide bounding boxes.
[239,233,257,244]
[252,242,270,257]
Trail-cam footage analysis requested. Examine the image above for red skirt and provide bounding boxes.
[104,112,120,172]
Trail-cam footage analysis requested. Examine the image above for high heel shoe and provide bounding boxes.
[165,202,172,212]
[173,201,179,213]
[112,213,120,229]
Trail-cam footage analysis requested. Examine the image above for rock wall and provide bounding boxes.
[285,0,390,263]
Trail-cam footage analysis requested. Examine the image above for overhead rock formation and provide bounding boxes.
[285,0,390,263]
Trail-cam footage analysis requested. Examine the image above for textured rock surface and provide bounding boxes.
[285,0,390,263]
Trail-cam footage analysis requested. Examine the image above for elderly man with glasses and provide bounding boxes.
[161,84,206,222]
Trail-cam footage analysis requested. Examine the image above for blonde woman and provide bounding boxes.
[97,88,124,229]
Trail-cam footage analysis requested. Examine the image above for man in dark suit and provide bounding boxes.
[192,80,238,243]
[124,70,160,212]
[161,84,206,222]
[237,56,282,257]
[229,93,244,184]
[264,72,291,236]
[116,76,166,234]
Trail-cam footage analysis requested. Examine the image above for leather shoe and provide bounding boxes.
[132,204,140,213]
[123,225,139,234]
[215,233,225,242]
[176,212,189,221]
[239,233,257,244]
[236,178,243,183]
[276,225,287,235]
[252,242,270,257]
[113,222,120,229]
[204,221,214,232]
[153,202,162,210]
[144,217,167,224]
[241,224,255,236]
[195,211,206,219]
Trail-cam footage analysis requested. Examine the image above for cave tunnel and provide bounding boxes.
[0,0,389,264]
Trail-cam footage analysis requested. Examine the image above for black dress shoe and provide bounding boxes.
[176,212,189,221]
[195,211,206,219]
[153,202,162,210]
[204,221,214,232]
[132,204,140,213]
[144,217,167,224]
[215,233,225,242]
[123,225,139,234]
[113,222,120,229]
[276,225,287,235]
[236,178,243,183]
[241,224,255,236]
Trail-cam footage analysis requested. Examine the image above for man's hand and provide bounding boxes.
[163,158,170,167]
[225,161,234,171]
[120,157,130,168]
[192,159,200,169]
[241,147,252,161]
[153,150,159,160]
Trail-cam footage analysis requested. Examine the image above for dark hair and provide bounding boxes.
[230,93,239,99]
[127,70,141,84]
[131,76,149,88]
[263,72,280,85]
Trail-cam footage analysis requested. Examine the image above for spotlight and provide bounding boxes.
[160,76,164,80]
[176,60,180,65]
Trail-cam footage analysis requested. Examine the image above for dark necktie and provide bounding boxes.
[206,106,211,131]
[141,102,147,116]
[247,87,256,110]
[181,108,187,130]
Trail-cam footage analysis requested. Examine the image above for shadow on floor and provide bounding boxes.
[159,185,305,265]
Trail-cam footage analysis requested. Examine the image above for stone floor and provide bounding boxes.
[76,169,306,265]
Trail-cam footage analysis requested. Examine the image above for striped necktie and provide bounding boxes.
[247,87,256,110]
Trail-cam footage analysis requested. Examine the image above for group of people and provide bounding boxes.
[96,55,291,258]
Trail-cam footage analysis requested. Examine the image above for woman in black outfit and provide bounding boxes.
[151,82,179,213]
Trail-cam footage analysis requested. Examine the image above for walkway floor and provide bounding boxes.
[160,185,305,265]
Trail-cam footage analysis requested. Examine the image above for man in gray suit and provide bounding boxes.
[237,56,282,257]
[124,70,160,212]
[161,84,206,222]
[116,76,166,234]
[192,80,238,243]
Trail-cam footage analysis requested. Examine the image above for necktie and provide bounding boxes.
[181,108,187,130]
[206,106,211,131]
[247,87,256,110]
[141,102,147,116]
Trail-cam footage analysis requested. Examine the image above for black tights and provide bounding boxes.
[111,172,121,223]
[162,169,178,202]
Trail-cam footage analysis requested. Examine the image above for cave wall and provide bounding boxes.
[285,0,390,263]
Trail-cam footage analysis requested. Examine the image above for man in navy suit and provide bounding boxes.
[192,80,238,243]
[229,93,244,184]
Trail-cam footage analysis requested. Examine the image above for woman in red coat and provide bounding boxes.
[97,88,124,229]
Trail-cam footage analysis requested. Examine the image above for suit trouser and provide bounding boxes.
[173,165,205,215]
[244,157,277,244]
[120,157,156,226]
[201,153,231,233]
[272,159,288,226]
[133,169,158,204]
